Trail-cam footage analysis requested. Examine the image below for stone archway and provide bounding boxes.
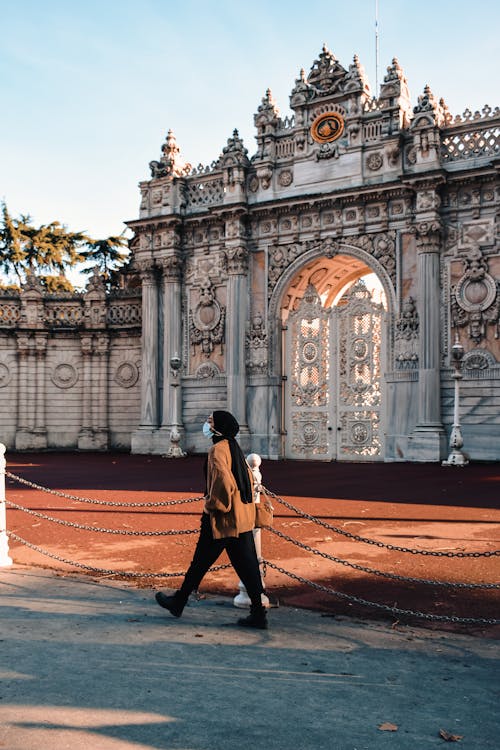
[280,253,388,461]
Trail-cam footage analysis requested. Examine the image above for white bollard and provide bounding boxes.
[0,443,13,567]
[233,453,269,609]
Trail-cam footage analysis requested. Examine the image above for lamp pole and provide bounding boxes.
[442,337,468,467]
[165,354,186,458]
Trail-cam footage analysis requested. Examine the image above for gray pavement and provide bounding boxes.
[1,567,499,750]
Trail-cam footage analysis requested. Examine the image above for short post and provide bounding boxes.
[0,443,13,566]
[442,336,469,467]
[165,354,186,458]
[233,453,269,609]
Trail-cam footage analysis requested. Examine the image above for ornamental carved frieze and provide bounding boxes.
[188,280,226,357]
[185,251,227,286]
[246,313,268,374]
[268,231,397,298]
[394,297,419,369]
[451,248,500,343]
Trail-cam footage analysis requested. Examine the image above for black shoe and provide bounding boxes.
[237,606,268,630]
[155,591,184,618]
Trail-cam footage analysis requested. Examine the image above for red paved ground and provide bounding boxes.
[4,451,500,636]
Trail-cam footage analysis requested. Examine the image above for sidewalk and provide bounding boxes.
[1,567,499,750]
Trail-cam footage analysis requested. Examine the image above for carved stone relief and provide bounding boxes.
[195,362,221,379]
[0,361,11,387]
[246,313,268,374]
[394,297,419,369]
[188,280,226,358]
[114,361,140,388]
[50,362,79,389]
[462,349,496,371]
[451,248,500,343]
[366,152,383,171]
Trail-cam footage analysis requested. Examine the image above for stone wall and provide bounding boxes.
[0,274,142,451]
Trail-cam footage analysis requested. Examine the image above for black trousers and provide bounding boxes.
[178,513,264,606]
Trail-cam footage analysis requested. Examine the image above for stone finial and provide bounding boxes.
[258,89,280,117]
[221,129,249,164]
[307,44,346,93]
[411,84,447,128]
[344,53,371,95]
[149,129,191,179]
[254,89,280,135]
[290,68,311,107]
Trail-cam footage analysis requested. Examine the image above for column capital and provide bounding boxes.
[16,334,32,356]
[136,262,157,284]
[226,245,249,275]
[411,220,442,252]
[34,333,48,356]
[159,254,183,281]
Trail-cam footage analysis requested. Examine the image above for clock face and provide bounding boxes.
[310,112,344,143]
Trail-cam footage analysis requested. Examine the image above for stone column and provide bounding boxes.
[159,255,185,452]
[94,333,109,450]
[33,334,48,448]
[78,334,94,449]
[226,243,249,441]
[410,220,446,460]
[132,266,159,453]
[15,334,33,450]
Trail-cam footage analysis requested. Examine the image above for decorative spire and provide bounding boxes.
[258,89,280,117]
[149,129,191,179]
[344,53,371,95]
[254,89,280,134]
[411,84,447,127]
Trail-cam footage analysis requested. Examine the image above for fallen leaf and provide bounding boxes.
[439,729,463,742]
[378,722,398,732]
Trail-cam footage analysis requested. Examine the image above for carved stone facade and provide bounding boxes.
[1,46,499,461]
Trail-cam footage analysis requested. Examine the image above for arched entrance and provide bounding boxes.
[282,254,387,461]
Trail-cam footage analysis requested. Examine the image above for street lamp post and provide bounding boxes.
[165,354,186,458]
[442,336,468,467]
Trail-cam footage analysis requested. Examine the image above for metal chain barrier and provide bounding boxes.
[6,500,199,536]
[263,486,500,559]
[269,526,500,590]
[263,560,500,626]
[6,471,204,508]
[4,465,499,626]
[7,531,230,578]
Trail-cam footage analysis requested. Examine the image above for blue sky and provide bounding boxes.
[1,0,499,245]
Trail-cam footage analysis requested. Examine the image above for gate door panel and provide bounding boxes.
[336,279,383,460]
[285,278,384,461]
[285,284,333,460]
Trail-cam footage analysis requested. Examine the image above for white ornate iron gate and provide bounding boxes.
[285,279,384,461]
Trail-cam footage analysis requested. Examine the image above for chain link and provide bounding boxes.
[5,471,204,508]
[263,486,500,559]
[7,532,231,578]
[263,561,500,626]
[269,527,500,590]
[6,500,199,536]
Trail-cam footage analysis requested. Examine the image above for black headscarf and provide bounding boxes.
[211,410,253,504]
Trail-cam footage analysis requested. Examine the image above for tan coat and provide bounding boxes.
[204,440,256,539]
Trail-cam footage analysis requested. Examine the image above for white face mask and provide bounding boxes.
[202,421,213,439]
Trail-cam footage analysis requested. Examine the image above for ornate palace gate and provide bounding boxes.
[284,279,385,461]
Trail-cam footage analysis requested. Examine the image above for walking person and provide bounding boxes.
[155,410,268,629]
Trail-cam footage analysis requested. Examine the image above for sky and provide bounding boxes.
[1,0,499,254]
